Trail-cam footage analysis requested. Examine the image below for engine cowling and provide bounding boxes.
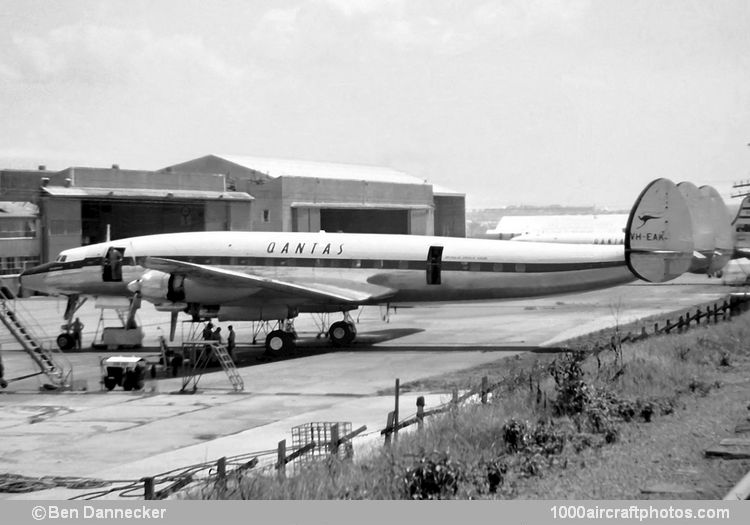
[127,270,255,306]
[128,270,186,305]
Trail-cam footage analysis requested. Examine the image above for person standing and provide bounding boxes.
[227,325,236,359]
[72,317,84,350]
[202,321,213,340]
[212,326,222,344]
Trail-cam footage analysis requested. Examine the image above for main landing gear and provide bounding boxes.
[262,311,359,353]
[328,312,357,347]
[264,319,297,355]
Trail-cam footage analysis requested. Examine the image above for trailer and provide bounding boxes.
[100,356,148,391]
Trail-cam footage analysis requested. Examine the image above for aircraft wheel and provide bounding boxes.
[329,321,356,347]
[265,330,295,354]
[122,371,134,391]
[103,377,117,391]
[57,333,75,351]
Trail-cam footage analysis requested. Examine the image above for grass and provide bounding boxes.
[182,312,750,500]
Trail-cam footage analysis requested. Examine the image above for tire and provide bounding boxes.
[329,321,356,347]
[265,330,294,354]
[57,333,75,351]
[123,371,134,391]
[103,377,117,391]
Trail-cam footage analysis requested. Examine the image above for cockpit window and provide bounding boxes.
[57,255,67,262]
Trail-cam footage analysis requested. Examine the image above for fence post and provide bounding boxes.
[277,439,286,481]
[142,477,154,500]
[481,376,488,404]
[393,378,400,443]
[216,456,226,499]
[385,411,394,446]
[451,387,458,415]
[331,423,340,457]
[416,396,425,431]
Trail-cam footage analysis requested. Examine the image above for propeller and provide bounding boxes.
[170,311,178,341]
[125,292,141,329]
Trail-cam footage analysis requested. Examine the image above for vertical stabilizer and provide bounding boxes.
[625,178,694,282]
[677,181,715,273]
[731,195,750,258]
[700,185,733,274]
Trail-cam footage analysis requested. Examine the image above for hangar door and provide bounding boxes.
[81,201,204,244]
[319,208,409,234]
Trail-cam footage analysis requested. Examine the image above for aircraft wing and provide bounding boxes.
[143,256,394,304]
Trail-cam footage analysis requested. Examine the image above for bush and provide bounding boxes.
[402,451,463,500]
[548,352,589,415]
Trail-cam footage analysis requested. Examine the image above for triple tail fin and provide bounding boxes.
[700,185,733,274]
[625,178,694,282]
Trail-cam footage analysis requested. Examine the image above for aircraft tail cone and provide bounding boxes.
[625,178,694,282]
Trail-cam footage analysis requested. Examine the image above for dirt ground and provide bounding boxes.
[514,373,750,499]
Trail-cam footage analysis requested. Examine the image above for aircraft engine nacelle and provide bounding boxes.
[128,270,182,304]
[128,270,253,306]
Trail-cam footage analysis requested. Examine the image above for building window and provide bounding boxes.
[0,218,37,238]
[0,256,39,275]
[262,209,270,223]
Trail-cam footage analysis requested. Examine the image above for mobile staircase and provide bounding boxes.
[179,340,244,393]
[0,288,73,389]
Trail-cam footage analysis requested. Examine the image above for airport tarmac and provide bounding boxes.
[0,274,736,499]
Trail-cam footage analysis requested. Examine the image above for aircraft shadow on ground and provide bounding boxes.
[235,328,427,365]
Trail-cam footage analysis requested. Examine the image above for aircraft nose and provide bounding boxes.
[19,262,53,294]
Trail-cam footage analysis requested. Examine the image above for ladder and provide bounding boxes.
[0,291,72,389]
[180,341,244,393]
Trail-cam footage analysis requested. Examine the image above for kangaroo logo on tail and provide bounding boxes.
[636,213,663,229]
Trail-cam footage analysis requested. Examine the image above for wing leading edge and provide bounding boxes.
[142,256,395,304]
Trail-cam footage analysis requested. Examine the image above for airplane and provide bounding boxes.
[17,178,717,354]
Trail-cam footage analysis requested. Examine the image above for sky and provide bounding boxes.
[0,0,748,209]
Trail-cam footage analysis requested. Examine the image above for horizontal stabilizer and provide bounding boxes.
[625,178,694,282]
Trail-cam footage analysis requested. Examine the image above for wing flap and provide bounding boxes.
[143,256,394,304]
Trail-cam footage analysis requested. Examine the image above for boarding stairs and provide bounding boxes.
[0,290,73,389]
[179,341,244,393]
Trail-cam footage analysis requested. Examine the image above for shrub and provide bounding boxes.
[402,451,463,500]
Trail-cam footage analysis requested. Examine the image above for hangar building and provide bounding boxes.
[162,155,465,237]
[0,155,465,267]
[0,165,252,262]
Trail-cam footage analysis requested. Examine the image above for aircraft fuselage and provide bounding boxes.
[21,231,633,320]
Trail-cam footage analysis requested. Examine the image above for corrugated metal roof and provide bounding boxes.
[0,201,38,217]
[41,186,253,201]
[290,201,433,210]
[218,154,429,185]
[432,184,465,197]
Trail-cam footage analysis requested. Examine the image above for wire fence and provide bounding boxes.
[3,292,748,500]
